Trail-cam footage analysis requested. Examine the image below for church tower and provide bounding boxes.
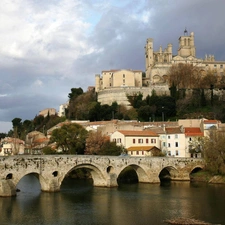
[178,29,196,57]
[145,38,154,78]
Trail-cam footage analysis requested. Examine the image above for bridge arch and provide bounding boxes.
[118,164,151,184]
[159,166,179,181]
[15,172,49,192]
[189,165,204,179]
[62,164,107,187]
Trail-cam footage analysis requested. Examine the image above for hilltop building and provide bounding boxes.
[39,108,57,117]
[95,30,225,106]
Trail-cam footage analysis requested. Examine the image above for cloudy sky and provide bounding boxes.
[0,0,225,132]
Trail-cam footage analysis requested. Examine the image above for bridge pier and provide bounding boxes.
[41,177,61,192]
[107,173,118,187]
[0,179,16,197]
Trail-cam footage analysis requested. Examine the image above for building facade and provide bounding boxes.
[95,31,225,106]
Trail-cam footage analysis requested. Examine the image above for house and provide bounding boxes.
[110,130,160,156]
[25,131,48,154]
[39,108,57,117]
[127,146,161,157]
[184,127,204,158]
[203,119,220,137]
[0,137,25,155]
[164,127,186,157]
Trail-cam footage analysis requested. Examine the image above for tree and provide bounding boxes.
[138,105,152,121]
[68,87,83,101]
[203,130,225,175]
[168,63,195,89]
[98,140,122,156]
[50,123,88,154]
[42,146,56,155]
[85,130,107,155]
[67,89,96,120]
[127,92,144,108]
[85,130,122,155]
[12,117,22,138]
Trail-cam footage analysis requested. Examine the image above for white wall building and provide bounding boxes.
[110,130,160,157]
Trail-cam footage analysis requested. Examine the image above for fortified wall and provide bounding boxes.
[97,85,170,107]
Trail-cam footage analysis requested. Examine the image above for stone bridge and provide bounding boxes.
[0,155,205,197]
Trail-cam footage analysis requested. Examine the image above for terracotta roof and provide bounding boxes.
[127,146,158,151]
[117,130,158,137]
[203,120,218,124]
[144,127,165,134]
[165,127,182,134]
[184,127,204,137]
[33,138,49,144]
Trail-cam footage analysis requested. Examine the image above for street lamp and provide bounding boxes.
[162,106,164,121]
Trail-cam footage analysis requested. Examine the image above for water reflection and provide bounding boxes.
[0,175,223,225]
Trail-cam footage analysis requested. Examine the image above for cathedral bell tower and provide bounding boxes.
[178,29,196,57]
[145,38,154,78]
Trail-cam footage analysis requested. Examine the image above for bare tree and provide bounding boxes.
[203,129,225,175]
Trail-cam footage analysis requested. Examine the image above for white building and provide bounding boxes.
[110,130,160,157]
[164,127,186,157]
[58,102,69,117]
[0,137,25,155]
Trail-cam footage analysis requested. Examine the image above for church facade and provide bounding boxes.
[95,31,225,106]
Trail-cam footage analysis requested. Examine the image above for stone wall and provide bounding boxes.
[97,85,170,107]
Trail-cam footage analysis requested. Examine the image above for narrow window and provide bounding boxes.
[146,139,149,144]
[133,139,135,144]
[175,142,179,147]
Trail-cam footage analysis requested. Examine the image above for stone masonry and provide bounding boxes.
[0,155,204,197]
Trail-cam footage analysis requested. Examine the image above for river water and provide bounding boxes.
[0,175,224,225]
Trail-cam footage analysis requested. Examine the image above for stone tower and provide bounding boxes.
[178,30,196,57]
[145,38,154,78]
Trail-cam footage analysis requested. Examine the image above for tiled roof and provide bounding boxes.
[144,127,165,134]
[127,146,158,151]
[203,120,218,124]
[117,130,158,137]
[184,127,204,137]
[33,138,49,144]
[165,127,182,134]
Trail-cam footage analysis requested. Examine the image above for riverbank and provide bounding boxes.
[164,217,218,225]
[190,170,225,184]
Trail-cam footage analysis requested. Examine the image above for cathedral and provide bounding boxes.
[95,31,225,106]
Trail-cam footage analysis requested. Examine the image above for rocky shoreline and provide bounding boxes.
[164,217,220,225]
[190,171,225,184]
